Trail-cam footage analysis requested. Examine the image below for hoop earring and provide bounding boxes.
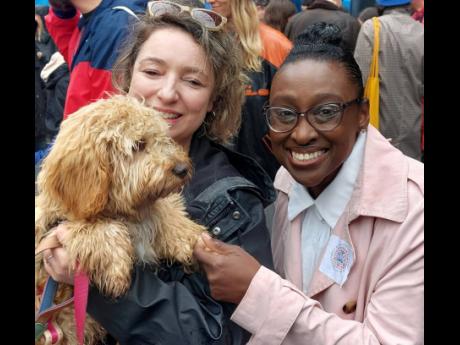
[203,111,216,127]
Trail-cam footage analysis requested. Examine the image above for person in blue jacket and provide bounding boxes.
[45,0,147,119]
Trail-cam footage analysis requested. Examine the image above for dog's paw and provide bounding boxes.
[93,259,133,298]
[65,221,135,298]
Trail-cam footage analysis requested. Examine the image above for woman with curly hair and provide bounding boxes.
[42,1,275,343]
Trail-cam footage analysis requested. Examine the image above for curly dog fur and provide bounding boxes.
[35,95,206,345]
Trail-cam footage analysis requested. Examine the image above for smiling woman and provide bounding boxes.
[127,28,215,150]
[267,59,368,197]
[194,22,424,345]
[41,4,276,345]
[112,1,245,147]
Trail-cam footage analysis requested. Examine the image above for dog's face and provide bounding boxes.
[37,96,192,220]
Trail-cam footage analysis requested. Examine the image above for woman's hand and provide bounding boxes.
[42,223,74,285]
[193,232,261,304]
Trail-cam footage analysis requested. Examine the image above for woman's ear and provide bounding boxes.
[262,134,273,154]
[358,99,370,130]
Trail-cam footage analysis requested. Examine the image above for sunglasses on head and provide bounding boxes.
[254,0,269,7]
[147,0,227,31]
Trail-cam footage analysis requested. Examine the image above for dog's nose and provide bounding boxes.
[172,164,188,178]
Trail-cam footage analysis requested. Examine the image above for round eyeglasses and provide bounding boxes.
[147,0,227,31]
[264,98,363,133]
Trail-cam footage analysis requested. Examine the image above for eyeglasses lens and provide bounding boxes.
[150,2,181,16]
[192,9,221,28]
[254,0,268,6]
[267,109,297,132]
[310,104,342,126]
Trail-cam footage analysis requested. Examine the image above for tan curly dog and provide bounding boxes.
[35,95,206,345]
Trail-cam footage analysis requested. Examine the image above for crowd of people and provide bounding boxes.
[35,0,424,344]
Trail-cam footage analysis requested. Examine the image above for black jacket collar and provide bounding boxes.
[184,127,275,207]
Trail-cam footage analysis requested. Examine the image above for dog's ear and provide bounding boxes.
[38,125,111,220]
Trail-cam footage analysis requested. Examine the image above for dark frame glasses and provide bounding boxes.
[264,98,363,133]
[147,0,227,31]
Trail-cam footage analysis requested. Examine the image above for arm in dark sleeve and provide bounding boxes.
[200,188,274,270]
[229,189,274,270]
[188,187,274,344]
[87,263,225,345]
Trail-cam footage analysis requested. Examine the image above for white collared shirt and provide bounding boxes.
[287,132,366,293]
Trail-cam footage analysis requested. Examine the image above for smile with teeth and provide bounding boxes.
[291,150,326,161]
[157,112,181,127]
[158,112,181,120]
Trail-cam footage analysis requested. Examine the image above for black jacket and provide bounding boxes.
[231,60,281,181]
[43,63,69,138]
[87,129,275,345]
[35,44,47,149]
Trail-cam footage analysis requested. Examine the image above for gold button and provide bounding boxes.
[342,300,357,314]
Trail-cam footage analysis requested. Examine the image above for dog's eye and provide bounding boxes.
[133,139,146,152]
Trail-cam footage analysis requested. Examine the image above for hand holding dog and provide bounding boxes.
[43,223,74,286]
[193,232,261,304]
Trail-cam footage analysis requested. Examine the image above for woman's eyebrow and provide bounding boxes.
[138,57,165,66]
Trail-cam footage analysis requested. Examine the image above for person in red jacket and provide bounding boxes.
[45,0,146,119]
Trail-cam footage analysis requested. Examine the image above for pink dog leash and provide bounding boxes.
[74,264,89,345]
[36,234,90,345]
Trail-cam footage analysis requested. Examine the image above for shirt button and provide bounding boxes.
[342,300,357,314]
[211,227,221,236]
[232,211,241,220]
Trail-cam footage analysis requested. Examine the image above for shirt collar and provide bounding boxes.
[316,132,366,228]
[287,131,366,226]
[287,181,314,221]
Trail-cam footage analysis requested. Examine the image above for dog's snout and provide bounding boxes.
[172,164,188,178]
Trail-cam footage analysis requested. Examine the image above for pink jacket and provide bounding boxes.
[231,125,424,345]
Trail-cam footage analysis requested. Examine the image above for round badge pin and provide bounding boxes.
[331,245,350,272]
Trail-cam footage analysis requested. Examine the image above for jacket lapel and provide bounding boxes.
[283,215,303,289]
[307,214,353,297]
[348,125,408,223]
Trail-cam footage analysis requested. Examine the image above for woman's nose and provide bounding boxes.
[157,78,179,103]
[291,116,319,144]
